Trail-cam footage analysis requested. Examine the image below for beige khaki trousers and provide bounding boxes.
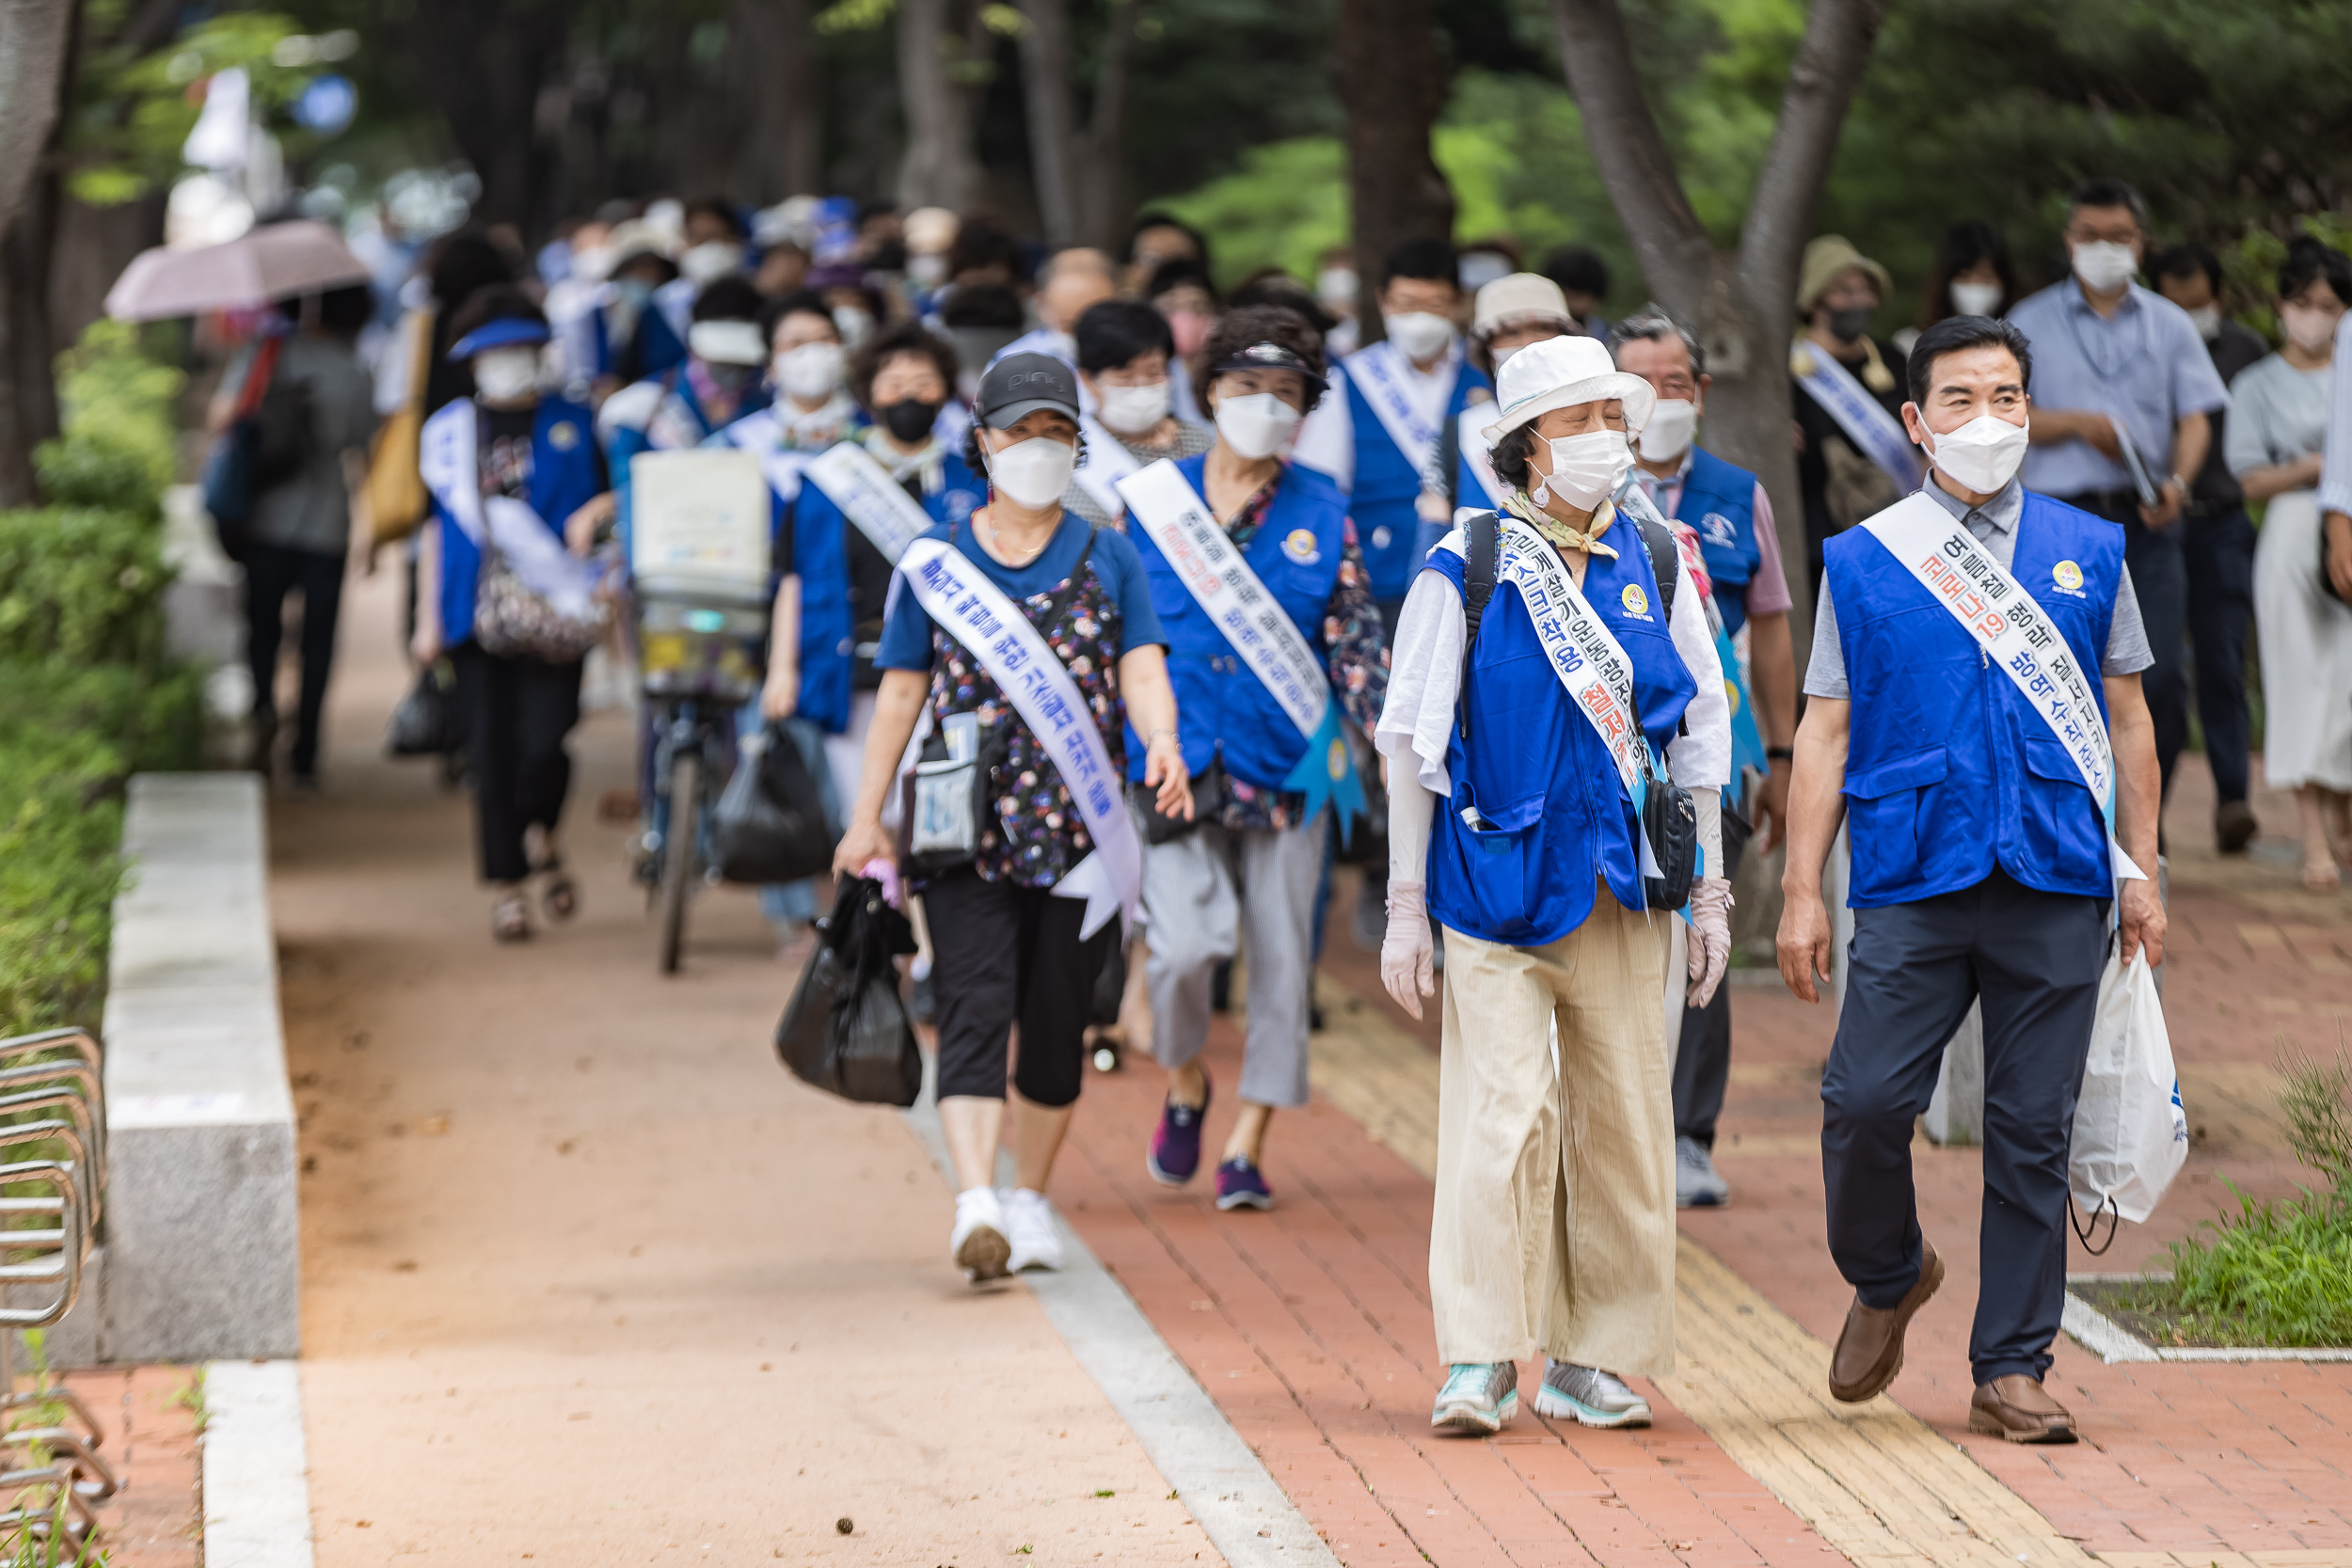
[1429,890,1677,1375]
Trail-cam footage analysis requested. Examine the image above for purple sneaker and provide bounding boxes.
[1215,1156,1273,1212]
[1147,1074,1211,1186]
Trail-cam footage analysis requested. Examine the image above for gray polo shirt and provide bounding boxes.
[1804,479,2153,700]
[2005,279,2229,499]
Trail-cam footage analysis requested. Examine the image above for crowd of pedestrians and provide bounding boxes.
[257,177,2351,1449]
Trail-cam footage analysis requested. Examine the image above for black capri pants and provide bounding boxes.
[925,866,1117,1107]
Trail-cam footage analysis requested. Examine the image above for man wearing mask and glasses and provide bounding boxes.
[2006,178,2230,803]
[1778,314,2164,1446]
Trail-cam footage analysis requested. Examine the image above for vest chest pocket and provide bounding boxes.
[1842,746,1947,900]
[1448,787,1548,942]
[2018,735,2108,886]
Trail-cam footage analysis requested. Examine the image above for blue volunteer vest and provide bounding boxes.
[787,444,982,734]
[1824,490,2121,908]
[1424,519,1697,947]
[433,397,604,650]
[1124,455,1348,789]
[1672,448,1762,636]
[1343,347,1491,603]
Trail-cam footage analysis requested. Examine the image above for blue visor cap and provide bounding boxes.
[448,317,551,361]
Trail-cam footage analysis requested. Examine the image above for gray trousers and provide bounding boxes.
[1142,813,1326,1109]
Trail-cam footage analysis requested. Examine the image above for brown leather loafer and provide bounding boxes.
[1967,1374,2077,1444]
[1828,1240,1943,1403]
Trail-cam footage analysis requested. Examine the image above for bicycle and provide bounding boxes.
[635,588,769,974]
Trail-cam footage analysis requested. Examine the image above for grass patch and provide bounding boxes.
[2096,1040,2352,1349]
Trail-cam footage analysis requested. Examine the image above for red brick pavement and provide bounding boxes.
[40,1363,202,1565]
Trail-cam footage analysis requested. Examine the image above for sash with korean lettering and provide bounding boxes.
[896,535,1141,937]
[722,408,815,505]
[1791,341,1923,492]
[419,399,600,620]
[1116,460,1365,832]
[1072,414,1142,522]
[805,440,934,564]
[1458,404,1509,509]
[1348,340,1450,488]
[1861,490,2144,882]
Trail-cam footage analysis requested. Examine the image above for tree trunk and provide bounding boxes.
[1014,0,1078,245]
[409,0,564,230]
[1333,0,1454,343]
[895,0,983,211]
[775,0,822,195]
[1551,0,1886,667]
[1070,0,1137,249]
[0,0,76,506]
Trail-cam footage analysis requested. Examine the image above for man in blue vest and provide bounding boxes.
[1613,305,1798,1212]
[1777,315,2165,1444]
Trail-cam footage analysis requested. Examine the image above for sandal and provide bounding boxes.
[492,890,533,942]
[537,858,580,923]
[2302,857,2343,893]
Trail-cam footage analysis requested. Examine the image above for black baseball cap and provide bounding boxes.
[977,352,1081,428]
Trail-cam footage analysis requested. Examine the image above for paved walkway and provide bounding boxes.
[264,562,2352,1567]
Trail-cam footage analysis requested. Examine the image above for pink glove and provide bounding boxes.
[1382,881,1437,1020]
[1686,877,1733,1008]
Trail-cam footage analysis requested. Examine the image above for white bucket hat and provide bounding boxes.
[1471,272,1574,340]
[1482,333,1657,442]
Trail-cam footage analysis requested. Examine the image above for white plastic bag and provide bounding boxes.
[2068,946,2187,1226]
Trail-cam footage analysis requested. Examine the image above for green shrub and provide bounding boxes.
[0,507,175,668]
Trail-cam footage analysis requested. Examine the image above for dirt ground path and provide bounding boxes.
[273,564,1216,1565]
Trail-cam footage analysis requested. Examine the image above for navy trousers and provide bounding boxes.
[1820,869,2107,1385]
[2184,507,2256,805]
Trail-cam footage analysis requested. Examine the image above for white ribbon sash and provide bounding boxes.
[722,409,812,505]
[1348,340,1448,485]
[646,385,707,454]
[897,536,1141,937]
[1458,404,1508,509]
[805,441,935,565]
[1860,491,2142,881]
[1795,346,1923,491]
[1116,460,1329,740]
[419,401,598,620]
[1073,414,1141,522]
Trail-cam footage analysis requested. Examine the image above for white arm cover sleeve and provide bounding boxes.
[1691,784,1723,882]
[1388,768,1437,889]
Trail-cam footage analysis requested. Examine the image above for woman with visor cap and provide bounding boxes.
[833,353,1190,1284]
[1375,334,1735,1434]
[1116,305,1390,1212]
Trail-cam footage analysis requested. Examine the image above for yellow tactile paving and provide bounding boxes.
[1310,976,2105,1568]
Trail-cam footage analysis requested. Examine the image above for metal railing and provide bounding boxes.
[0,1029,116,1553]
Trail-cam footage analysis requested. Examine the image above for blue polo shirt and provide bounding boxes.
[875,514,1166,672]
[2005,280,2229,499]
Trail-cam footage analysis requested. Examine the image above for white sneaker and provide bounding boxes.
[951,1187,1011,1282]
[1002,1187,1064,1273]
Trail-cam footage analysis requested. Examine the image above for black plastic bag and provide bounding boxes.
[715,723,836,885]
[386,659,459,756]
[775,877,922,1106]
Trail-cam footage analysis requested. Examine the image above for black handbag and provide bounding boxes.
[385,659,459,756]
[200,336,309,563]
[714,723,837,885]
[774,877,923,1107]
[1134,756,1226,845]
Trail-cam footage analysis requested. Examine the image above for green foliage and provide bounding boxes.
[48,322,184,505]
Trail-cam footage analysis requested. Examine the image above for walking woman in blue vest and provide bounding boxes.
[410,289,613,942]
[1121,306,1391,1212]
[1778,315,2164,1443]
[1376,335,1733,1435]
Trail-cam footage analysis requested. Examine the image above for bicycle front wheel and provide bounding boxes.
[658,749,701,974]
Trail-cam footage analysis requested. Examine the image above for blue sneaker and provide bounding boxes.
[1214,1156,1273,1211]
[1430,1362,1518,1434]
[1147,1074,1211,1186]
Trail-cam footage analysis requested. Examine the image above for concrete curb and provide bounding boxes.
[201,1360,315,1567]
[901,1083,1343,1568]
[2064,1275,2352,1364]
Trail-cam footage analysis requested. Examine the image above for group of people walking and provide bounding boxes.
[358,176,2352,1449]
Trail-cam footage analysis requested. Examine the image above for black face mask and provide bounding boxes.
[880,397,942,442]
[1826,306,1874,343]
[701,359,754,392]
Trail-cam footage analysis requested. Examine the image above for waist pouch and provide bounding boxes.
[1133,756,1226,846]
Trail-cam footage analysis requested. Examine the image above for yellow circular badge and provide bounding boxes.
[2053,559,2084,592]
[1724,677,1743,714]
[1327,737,1348,781]
[548,420,580,451]
[1620,582,1649,617]
[1283,528,1321,564]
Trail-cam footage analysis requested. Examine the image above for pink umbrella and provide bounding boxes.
[103,220,373,322]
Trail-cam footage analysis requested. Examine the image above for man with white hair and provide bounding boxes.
[1375,334,1734,1435]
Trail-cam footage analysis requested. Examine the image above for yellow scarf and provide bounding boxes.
[1503,491,1618,559]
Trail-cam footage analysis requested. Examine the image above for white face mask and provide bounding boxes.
[2071,241,2138,295]
[1097,379,1171,435]
[1923,412,2030,495]
[678,240,744,285]
[1214,391,1303,461]
[984,435,1076,510]
[833,306,876,348]
[1531,429,1631,512]
[1950,280,2003,318]
[775,341,846,402]
[1383,310,1454,363]
[2280,303,2340,356]
[2184,304,2222,341]
[471,346,542,404]
[909,252,949,289]
[1638,398,1698,463]
[1317,266,1358,309]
